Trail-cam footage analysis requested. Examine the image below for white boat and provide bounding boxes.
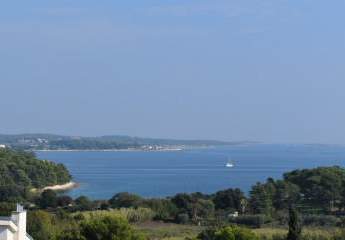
[226,159,235,168]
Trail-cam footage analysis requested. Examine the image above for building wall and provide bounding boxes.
[0,227,14,240]
[0,205,29,240]
[11,211,26,240]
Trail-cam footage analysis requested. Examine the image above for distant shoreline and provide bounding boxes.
[35,148,184,152]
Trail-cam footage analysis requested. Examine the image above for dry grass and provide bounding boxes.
[134,222,343,240]
[254,227,341,240]
[74,207,155,223]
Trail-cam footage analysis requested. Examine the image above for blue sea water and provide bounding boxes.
[36,144,345,200]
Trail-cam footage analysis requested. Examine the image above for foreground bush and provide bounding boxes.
[27,210,147,240]
[80,215,146,240]
[27,210,56,240]
[58,214,147,240]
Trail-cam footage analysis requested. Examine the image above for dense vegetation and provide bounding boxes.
[0,133,243,150]
[27,210,146,240]
[1,165,340,240]
[0,149,71,201]
[2,156,345,239]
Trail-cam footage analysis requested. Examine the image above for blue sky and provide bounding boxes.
[0,0,344,143]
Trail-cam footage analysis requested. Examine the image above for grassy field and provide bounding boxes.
[134,222,343,240]
[135,221,203,240]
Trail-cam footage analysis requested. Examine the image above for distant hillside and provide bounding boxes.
[0,149,71,201]
[0,134,251,151]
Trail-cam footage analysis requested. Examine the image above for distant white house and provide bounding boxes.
[0,204,33,240]
[228,211,239,218]
[0,145,6,149]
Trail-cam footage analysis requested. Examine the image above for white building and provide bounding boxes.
[0,205,33,240]
[228,211,239,218]
[0,145,6,149]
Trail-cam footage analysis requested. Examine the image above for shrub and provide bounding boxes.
[142,198,178,221]
[80,215,146,240]
[302,215,340,227]
[27,210,56,240]
[229,215,270,228]
[333,230,345,240]
[175,213,190,224]
[109,192,142,208]
[75,196,94,211]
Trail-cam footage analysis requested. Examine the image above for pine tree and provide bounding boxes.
[287,206,302,240]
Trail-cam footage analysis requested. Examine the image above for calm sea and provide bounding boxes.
[36,144,345,200]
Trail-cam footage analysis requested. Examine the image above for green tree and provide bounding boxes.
[190,199,215,222]
[273,180,300,210]
[109,192,142,208]
[75,196,94,211]
[39,190,58,209]
[0,185,25,202]
[249,182,273,215]
[57,195,73,207]
[142,198,178,220]
[213,188,245,211]
[284,166,345,210]
[171,193,193,210]
[287,206,302,240]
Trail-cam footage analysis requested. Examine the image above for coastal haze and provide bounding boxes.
[0,1,345,144]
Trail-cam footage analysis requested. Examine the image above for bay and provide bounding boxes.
[36,144,345,200]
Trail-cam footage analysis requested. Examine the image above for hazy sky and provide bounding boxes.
[0,0,344,143]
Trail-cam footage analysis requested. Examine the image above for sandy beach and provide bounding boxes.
[42,181,78,192]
